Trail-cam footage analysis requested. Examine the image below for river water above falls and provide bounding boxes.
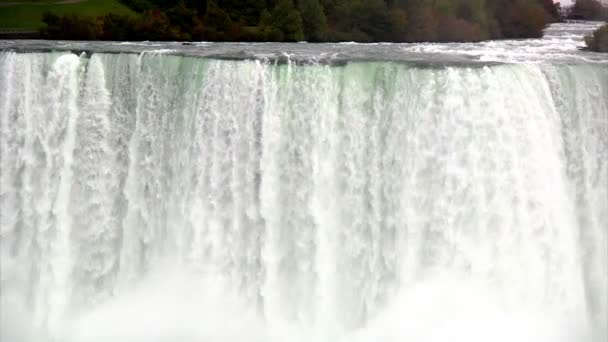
[1,22,607,342]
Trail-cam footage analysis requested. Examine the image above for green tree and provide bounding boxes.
[166,2,202,39]
[218,0,267,25]
[298,0,327,41]
[39,0,565,42]
[40,12,103,40]
[265,0,305,41]
[333,0,393,41]
[203,1,233,39]
[258,9,283,40]
[100,14,136,40]
[134,9,183,40]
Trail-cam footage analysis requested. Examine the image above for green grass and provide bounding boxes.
[0,0,137,29]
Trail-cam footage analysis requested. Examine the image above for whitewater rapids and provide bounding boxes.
[1,30,607,342]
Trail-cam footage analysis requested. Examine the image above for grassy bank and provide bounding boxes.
[0,0,136,29]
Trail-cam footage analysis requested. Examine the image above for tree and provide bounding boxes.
[217,0,266,25]
[353,0,393,40]
[264,0,305,41]
[585,23,608,52]
[203,1,233,39]
[40,12,103,40]
[166,2,203,39]
[38,0,565,42]
[134,9,183,40]
[540,0,560,20]
[406,3,439,41]
[496,0,549,38]
[257,9,280,40]
[298,0,327,41]
[332,0,393,41]
[437,15,483,42]
[100,14,136,40]
[389,7,408,41]
[569,0,607,20]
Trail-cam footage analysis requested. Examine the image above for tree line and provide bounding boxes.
[566,0,608,20]
[40,0,567,42]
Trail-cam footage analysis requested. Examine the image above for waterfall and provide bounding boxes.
[0,51,607,342]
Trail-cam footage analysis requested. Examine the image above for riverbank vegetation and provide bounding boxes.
[0,0,135,30]
[36,0,562,42]
[566,0,608,21]
[585,24,608,52]
[565,0,608,52]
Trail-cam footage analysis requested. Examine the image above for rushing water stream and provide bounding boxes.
[1,22,607,342]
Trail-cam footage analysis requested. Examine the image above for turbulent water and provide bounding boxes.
[1,23,607,342]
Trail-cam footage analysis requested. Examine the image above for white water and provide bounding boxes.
[2,22,607,65]
[0,50,607,342]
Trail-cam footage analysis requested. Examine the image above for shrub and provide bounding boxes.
[585,24,608,52]
[497,0,550,39]
[133,9,182,40]
[100,14,136,40]
[40,12,103,40]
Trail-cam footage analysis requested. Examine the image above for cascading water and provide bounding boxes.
[1,26,607,342]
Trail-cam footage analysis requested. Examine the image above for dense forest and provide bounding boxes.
[39,0,587,42]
